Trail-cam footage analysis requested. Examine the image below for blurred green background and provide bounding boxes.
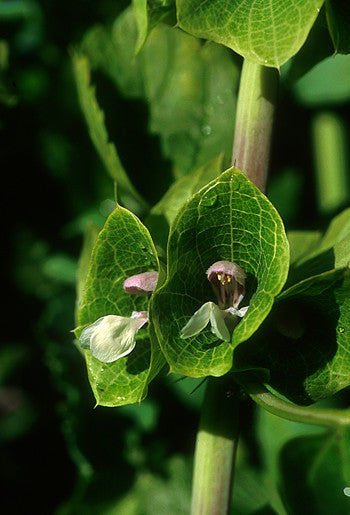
[2,1,350,513]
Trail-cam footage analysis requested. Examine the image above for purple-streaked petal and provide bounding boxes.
[206,260,246,309]
[206,261,246,286]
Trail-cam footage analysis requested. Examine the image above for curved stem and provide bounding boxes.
[244,382,350,429]
[232,59,279,193]
[191,377,240,515]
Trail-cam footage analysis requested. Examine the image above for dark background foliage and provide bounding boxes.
[2,1,350,513]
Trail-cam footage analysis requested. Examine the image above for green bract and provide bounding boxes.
[75,205,165,407]
[151,167,289,377]
[177,0,325,68]
[235,209,350,404]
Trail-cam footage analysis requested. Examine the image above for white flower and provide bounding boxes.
[79,311,148,363]
[78,270,159,363]
[181,260,249,342]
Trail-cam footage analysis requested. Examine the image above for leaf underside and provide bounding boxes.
[177,0,325,67]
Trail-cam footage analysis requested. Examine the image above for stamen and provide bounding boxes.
[207,260,246,310]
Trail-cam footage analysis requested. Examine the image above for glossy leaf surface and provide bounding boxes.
[177,0,324,67]
[75,205,164,406]
[151,167,289,377]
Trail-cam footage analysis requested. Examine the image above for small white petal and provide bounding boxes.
[181,302,231,341]
[227,306,249,318]
[180,302,214,338]
[79,314,147,363]
[209,303,231,341]
[79,317,106,349]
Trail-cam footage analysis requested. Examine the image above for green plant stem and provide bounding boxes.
[232,59,279,193]
[191,377,240,515]
[244,382,350,429]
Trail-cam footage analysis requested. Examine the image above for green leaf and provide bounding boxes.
[75,205,165,407]
[279,266,346,300]
[267,167,304,223]
[317,208,350,266]
[326,0,350,54]
[233,465,285,515]
[151,167,289,377]
[146,155,224,251]
[235,209,350,404]
[176,0,325,68]
[235,267,350,404]
[287,230,322,266]
[256,404,323,486]
[104,456,192,514]
[81,13,144,98]
[293,53,350,106]
[279,428,350,514]
[132,0,150,53]
[287,208,350,284]
[282,10,334,83]
[71,51,148,213]
[80,8,239,176]
[132,0,176,53]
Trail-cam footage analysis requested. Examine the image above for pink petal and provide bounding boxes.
[206,260,246,285]
[123,271,159,294]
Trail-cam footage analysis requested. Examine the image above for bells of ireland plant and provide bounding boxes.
[78,271,158,363]
[181,261,248,342]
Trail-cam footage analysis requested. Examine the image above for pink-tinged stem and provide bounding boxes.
[232,59,279,193]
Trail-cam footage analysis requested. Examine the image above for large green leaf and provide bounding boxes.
[176,0,325,68]
[71,52,148,213]
[151,167,289,377]
[234,210,350,404]
[80,8,238,176]
[75,205,165,407]
[326,0,350,54]
[234,265,350,404]
[279,428,350,514]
